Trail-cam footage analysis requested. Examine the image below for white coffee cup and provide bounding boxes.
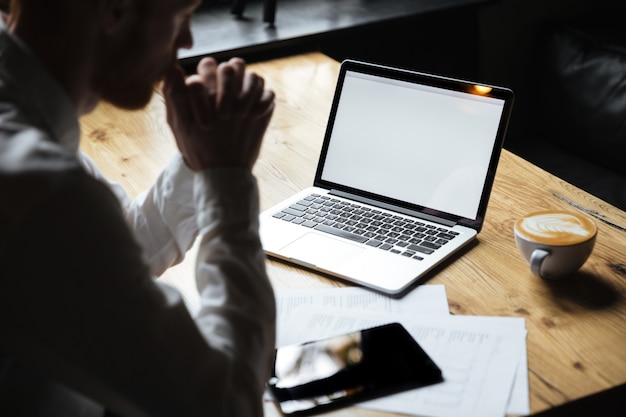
[514,210,597,279]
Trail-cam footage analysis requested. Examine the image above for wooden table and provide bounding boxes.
[79,52,626,416]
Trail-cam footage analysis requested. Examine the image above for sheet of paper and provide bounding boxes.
[275,285,450,346]
[275,285,449,347]
[280,307,526,417]
[507,349,530,416]
[274,285,529,415]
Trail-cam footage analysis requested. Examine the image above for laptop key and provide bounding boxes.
[437,232,456,240]
[407,244,434,255]
[282,207,305,217]
[420,241,442,250]
[314,224,368,243]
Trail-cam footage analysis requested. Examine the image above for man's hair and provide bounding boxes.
[1,0,20,18]
[5,0,95,26]
[0,0,11,13]
[0,0,19,24]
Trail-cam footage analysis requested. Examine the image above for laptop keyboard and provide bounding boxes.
[272,193,458,261]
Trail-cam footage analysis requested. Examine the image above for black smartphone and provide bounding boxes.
[267,322,443,416]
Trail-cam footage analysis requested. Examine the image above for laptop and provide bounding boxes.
[259,59,514,295]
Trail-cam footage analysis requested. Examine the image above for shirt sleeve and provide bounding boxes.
[192,167,278,416]
[1,167,276,417]
[78,152,200,277]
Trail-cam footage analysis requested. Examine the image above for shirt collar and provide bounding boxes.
[0,20,81,153]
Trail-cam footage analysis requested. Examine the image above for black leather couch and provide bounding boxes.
[512,14,626,211]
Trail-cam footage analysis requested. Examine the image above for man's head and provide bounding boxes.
[9,0,201,113]
[91,0,201,110]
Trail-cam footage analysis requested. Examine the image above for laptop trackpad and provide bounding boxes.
[281,233,366,268]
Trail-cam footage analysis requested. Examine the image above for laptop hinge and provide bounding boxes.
[329,189,457,227]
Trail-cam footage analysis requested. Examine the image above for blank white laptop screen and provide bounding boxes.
[320,71,506,220]
[260,60,514,295]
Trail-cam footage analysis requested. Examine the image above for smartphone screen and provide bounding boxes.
[267,323,443,416]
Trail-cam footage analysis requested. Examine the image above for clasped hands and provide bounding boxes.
[163,57,275,171]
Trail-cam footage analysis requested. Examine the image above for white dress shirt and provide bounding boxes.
[0,19,276,417]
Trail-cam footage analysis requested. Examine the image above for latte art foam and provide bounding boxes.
[516,211,596,245]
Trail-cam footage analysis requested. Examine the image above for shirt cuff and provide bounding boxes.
[193,167,260,233]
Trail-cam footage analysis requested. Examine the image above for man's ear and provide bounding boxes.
[98,0,134,33]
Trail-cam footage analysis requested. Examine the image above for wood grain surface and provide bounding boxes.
[80,52,626,416]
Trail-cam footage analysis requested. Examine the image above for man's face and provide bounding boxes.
[94,0,201,110]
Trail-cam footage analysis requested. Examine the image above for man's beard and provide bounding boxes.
[98,81,159,111]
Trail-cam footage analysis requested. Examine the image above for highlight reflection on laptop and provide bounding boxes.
[260,59,514,295]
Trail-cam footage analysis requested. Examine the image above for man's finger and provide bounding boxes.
[186,77,215,130]
[163,65,192,130]
[216,61,244,119]
[197,57,218,97]
[237,71,265,117]
[228,57,246,80]
[249,89,275,119]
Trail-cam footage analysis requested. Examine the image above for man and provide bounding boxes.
[0,0,276,416]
